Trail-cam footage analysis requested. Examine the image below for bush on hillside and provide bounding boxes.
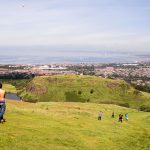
[99,101,130,108]
[90,89,94,94]
[65,91,86,102]
[23,94,38,103]
[135,85,150,93]
[24,99,38,103]
[119,103,130,108]
[78,90,82,95]
[139,105,150,112]
[133,90,142,96]
[87,99,90,102]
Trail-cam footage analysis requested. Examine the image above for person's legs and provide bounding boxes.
[98,116,101,120]
[0,103,3,121]
[0,115,3,123]
[0,103,6,122]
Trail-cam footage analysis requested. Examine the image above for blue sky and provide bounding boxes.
[0,0,150,56]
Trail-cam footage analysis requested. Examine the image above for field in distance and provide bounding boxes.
[1,100,150,150]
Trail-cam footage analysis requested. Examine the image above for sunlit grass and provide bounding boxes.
[0,101,149,150]
[3,84,17,93]
[19,75,150,109]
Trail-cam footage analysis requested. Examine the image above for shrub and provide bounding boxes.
[139,105,150,112]
[78,90,82,95]
[133,90,142,96]
[90,89,94,94]
[87,99,90,102]
[23,94,38,103]
[24,99,37,103]
[119,103,130,108]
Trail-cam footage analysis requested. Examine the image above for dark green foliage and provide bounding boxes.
[65,91,86,102]
[0,73,34,79]
[2,79,31,91]
[24,98,38,103]
[133,90,142,96]
[23,93,38,103]
[90,89,94,94]
[87,99,90,102]
[135,85,150,93]
[119,103,130,108]
[78,90,82,95]
[100,101,130,108]
[140,105,150,112]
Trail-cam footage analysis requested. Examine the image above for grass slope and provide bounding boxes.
[1,101,150,150]
[20,75,150,109]
[3,84,17,93]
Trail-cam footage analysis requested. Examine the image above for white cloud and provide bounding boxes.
[0,31,150,52]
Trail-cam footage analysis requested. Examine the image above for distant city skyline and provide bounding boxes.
[0,0,150,56]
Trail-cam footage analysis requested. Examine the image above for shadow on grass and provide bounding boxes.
[65,91,86,102]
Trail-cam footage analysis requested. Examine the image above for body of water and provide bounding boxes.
[0,54,147,64]
[5,93,21,101]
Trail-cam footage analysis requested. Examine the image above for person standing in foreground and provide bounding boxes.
[0,83,6,123]
[98,111,103,120]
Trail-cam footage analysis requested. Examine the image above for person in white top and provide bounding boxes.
[98,111,103,120]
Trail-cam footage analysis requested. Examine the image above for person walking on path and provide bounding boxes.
[118,114,123,123]
[98,111,103,120]
[0,83,6,123]
[112,112,115,118]
[125,113,128,121]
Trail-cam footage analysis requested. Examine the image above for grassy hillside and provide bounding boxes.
[19,75,150,110]
[1,101,150,150]
[3,84,17,93]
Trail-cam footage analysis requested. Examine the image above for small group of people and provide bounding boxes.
[98,111,128,123]
[0,83,6,123]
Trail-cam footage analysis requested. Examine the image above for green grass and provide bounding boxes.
[3,84,17,93]
[19,75,150,109]
[1,101,150,150]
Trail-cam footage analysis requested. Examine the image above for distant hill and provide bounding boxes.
[16,75,150,110]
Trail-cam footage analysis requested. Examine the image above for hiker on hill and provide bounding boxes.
[98,111,103,120]
[125,113,128,121]
[118,114,123,123]
[112,112,115,118]
[0,83,6,123]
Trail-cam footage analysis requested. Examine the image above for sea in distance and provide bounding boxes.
[0,53,149,64]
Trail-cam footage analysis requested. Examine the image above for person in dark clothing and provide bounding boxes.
[112,112,115,118]
[119,114,123,123]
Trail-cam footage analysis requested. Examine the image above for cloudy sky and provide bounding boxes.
[0,0,150,56]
